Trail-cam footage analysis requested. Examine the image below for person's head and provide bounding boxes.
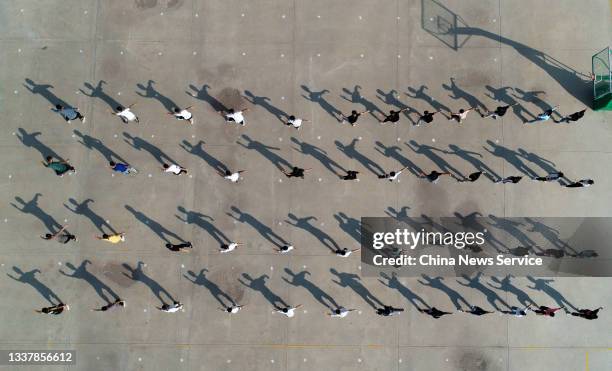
[289,115,296,121]
[389,171,396,176]
[173,108,180,113]
[44,233,53,239]
[68,166,75,171]
[293,166,299,172]
[225,170,231,176]
[163,164,169,169]
[118,301,125,307]
[281,245,288,250]
[102,234,109,239]
[110,161,116,167]
[228,108,235,114]
[116,106,124,112]
[351,110,357,115]
[423,110,430,115]
[335,309,341,314]
[55,104,62,110]
[549,312,555,317]
[586,179,594,185]
[390,110,397,115]
[45,156,53,162]
[227,307,232,312]
[282,308,288,313]
[459,109,465,114]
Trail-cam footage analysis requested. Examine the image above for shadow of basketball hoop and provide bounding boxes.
[421,0,472,50]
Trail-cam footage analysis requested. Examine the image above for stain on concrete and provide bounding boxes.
[135,0,157,10]
[134,0,183,10]
[217,87,245,110]
[456,351,491,371]
[103,262,134,288]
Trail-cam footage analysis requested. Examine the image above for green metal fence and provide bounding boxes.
[592,47,612,110]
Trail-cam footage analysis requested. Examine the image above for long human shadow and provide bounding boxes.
[136,80,178,112]
[445,144,499,181]
[517,149,567,183]
[79,80,123,110]
[384,208,440,235]
[330,268,384,309]
[180,140,229,174]
[374,141,423,176]
[16,128,65,161]
[228,206,288,247]
[457,272,509,311]
[487,215,535,247]
[340,85,384,118]
[185,269,236,307]
[523,218,574,252]
[123,262,175,305]
[453,212,507,252]
[301,85,343,122]
[11,194,61,234]
[406,140,463,177]
[286,213,339,252]
[283,269,340,310]
[23,78,70,108]
[124,132,176,165]
[237,134,292,171]
[336,138,385,176]
[186,84,229,112]
[511,88,554,113]
[484,85,534,122]
[243,90,289,122]
[291,137,346,176]
[125,205,185,244]
[488,275,536,308]
[526,276,577,311]
[60,260,119,304]
[74,130,128,164]
[442,77,488,112]
[7,267,62,305]
[379,272,430,310]
[64,198,116,234]
[239,273,288,309]
[376,89,418,124]
[333,212,361,244]
[405,85,451,113]
[483,140,539,178]
[418,275,471,310]
[176,206,230,246]
[384,206,411,220]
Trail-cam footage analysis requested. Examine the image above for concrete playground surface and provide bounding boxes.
[1,0,611,370]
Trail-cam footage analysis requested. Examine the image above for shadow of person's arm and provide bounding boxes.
[183,274,196,283]
[9,202,23,211]
[6,273,21,281]
[58,269,73,277]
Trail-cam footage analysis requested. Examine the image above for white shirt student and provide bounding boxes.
[277,245,294,254]
[162,163,187,175]
[221,170,246,183]
[222,108,249,126]
[329,307,354,318]
[172,107,193,124]
[274,305,302,318]
[159,302,183,313]
[115,105,139,123]
[286,115,308,129]
[220,242,242,253]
